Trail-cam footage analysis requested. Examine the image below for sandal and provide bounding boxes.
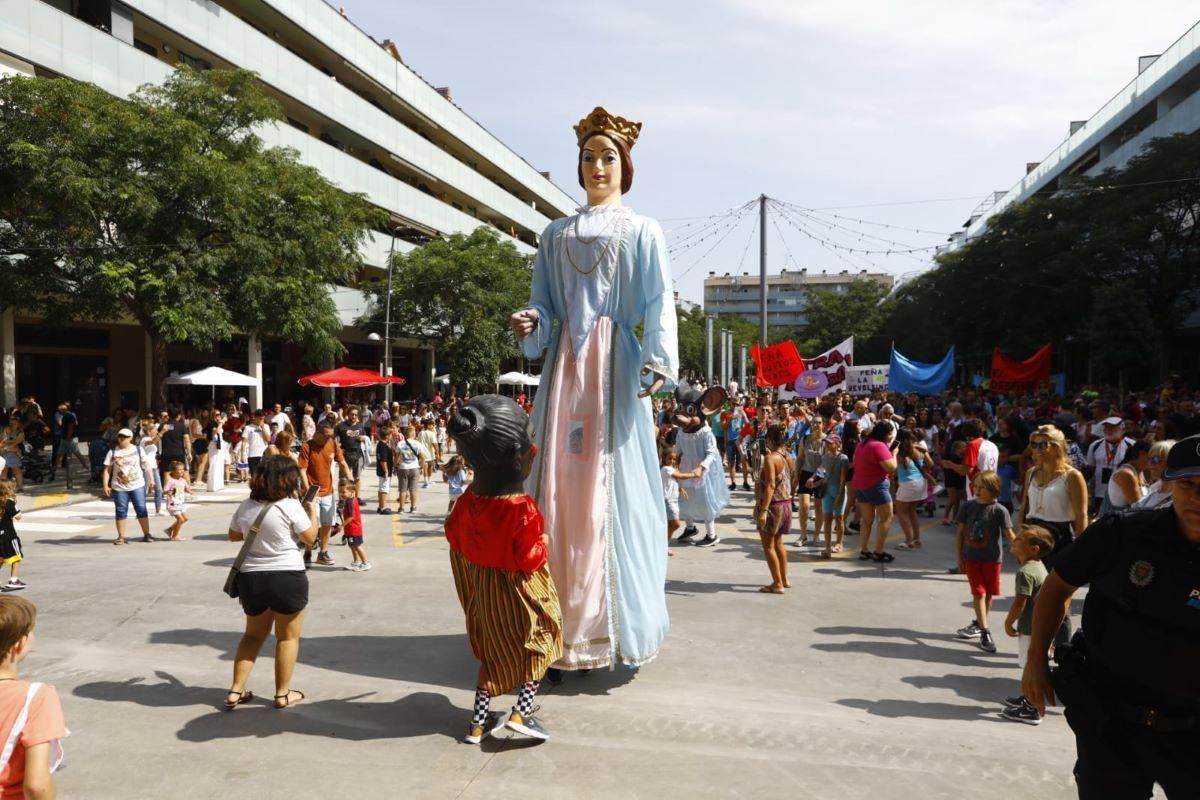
[757,585,785,594]
[821,549,833,559]
[142,535,155,543]
[858,551,873,561]
[873,551,895,563]
[274,689,305,709]
[112,539,127,546]
[224,689,253,710]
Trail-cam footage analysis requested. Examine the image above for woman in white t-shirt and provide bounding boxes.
[102,428,156,545]
[396,425,426,513]
[224,455,317,711]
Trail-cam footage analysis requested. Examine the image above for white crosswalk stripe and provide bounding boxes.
[19,485,248,536]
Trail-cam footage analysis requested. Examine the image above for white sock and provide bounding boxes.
[705,521,717,539]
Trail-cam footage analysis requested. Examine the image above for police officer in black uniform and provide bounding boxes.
[1022,434,1200,799]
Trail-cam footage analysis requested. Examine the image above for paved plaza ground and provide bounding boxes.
[15,476,1108,799]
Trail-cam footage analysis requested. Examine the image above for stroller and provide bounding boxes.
[20,443,52,484]
[88,437,111,485]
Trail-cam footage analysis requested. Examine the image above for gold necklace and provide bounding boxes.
[565,213,625,276]
[574,207,621,245]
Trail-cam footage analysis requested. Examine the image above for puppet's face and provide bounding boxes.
[673,386,728,433]
[581,134,622,198]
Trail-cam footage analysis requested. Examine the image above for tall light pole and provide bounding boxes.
[739,345,746,390]
[383,229,396,405]
[715,326,724,386]
[759,194,768,348]
[705,315,714,386]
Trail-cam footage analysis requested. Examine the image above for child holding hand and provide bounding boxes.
[660,447,698,555]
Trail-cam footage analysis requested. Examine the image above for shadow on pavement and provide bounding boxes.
[810,566,962,582]
[542,666,637,697]
[177,690,465,743]
[74,671,216,708]
[835,697,1009,723]
[811,637,1015,668]
[149,629,478,689]
[34,536,114,546]
[665,578,761,595]
[903,673,1021,704]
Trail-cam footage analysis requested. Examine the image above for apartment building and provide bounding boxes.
[0,0,576,421]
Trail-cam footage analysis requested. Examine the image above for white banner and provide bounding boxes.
[804,336,854,393]
[845,364,890,395]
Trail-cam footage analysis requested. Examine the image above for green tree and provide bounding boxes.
[878,131,1200,385]
[0,68,383,404]
[674,307,792,384]
[799,278,894,356]
[364,227,531,388]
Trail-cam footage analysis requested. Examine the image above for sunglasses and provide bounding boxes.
[1031,441,1051,450]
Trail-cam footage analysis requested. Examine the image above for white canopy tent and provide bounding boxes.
[165,366,259,401]
[496,371,540,387]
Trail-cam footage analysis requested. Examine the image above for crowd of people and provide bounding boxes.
[650,378,1198,726]
[0,377,1195,793]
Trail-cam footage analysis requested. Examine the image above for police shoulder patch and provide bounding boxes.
[1128,560,1155,588]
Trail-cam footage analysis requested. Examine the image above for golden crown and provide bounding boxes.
[573,106,642,149]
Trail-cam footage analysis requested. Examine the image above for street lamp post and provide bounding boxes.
[383,229,396,405]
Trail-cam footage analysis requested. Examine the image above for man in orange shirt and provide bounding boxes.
[298,419,352,568]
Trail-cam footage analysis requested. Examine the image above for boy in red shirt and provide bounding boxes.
[338,481,369,572]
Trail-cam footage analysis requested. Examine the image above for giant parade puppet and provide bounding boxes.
[510,107,678,672]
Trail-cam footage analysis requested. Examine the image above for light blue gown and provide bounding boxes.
[676,426,730,523]
[520,204,678,668]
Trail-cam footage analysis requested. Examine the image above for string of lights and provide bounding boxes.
[735,212,759,274]
[668,204,756,259]
[770,203,946,256]
[773,198,956,237]
[769,203,890,272]
[665,199,757,250]
[673,206,756,282]
[772,200,935,254]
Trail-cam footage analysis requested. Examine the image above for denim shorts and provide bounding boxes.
[317,493,335,527]
[113,485,149,520]
[854,480,892,507]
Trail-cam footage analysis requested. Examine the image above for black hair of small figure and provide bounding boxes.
[447,394,535,497]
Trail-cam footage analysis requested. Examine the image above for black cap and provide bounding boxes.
[1162,434,1200,480]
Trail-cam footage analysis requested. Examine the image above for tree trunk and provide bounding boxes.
[149,329,168,410]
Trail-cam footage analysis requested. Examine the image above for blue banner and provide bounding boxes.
[888,346,956,394]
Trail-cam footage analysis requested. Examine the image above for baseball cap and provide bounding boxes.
[1163,435,1200,481]
[1100,416,1123,426]
[117,428,134,438]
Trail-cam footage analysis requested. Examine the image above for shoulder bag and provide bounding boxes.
[224,502,276,598]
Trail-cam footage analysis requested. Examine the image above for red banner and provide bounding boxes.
[990,343,1052,393]
[751,341,805,388]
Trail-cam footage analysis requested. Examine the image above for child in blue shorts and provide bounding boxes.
[813,435,849,558]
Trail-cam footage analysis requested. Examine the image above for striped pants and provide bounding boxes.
[449,550,563,696]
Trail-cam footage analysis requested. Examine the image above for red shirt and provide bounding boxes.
[341,497,362,537]
[444,489,546,573]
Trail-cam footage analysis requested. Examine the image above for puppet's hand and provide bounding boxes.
[637,368,665,398]
[510,309,539,340]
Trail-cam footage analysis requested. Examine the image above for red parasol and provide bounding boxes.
[297,367,406,388]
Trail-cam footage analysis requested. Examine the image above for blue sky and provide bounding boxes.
[338,1,1199,303]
